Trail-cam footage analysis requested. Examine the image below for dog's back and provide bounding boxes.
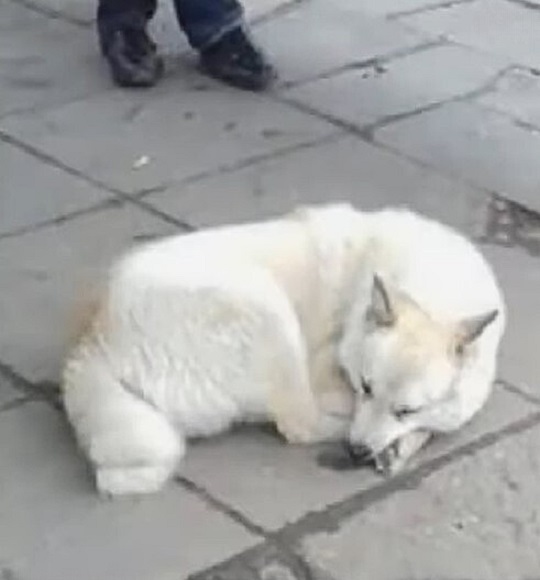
[363,208,505,328]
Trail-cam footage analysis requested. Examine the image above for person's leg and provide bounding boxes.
[97,0,164,87]
[173,0,276,91]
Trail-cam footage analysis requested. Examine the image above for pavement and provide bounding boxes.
[1,0,540,578]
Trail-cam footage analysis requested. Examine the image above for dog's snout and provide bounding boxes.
[346,442,375,466]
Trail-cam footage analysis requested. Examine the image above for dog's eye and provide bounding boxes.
[393,407,418,420]
[360,377,373,398]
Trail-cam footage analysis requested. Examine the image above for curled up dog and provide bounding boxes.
[61,204,506,495]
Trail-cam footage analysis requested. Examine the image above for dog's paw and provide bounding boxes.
[96,464,172,496]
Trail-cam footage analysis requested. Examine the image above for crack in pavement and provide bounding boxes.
[0,198,123,241]
[137,130,344,202]
[387,0,478,20]
[4,0,92,27]
[497,378,540,406]
[276,408,540,538]
[250,0,306,27]
[278,38,447,92]
[0,129,195,234]
[0,395,33,414]
[0,128,345,243]
[176,476,269,538]
[277,64,516,145]
[364,65,515,137]
[183,403,540,579]
[0,360,60,408]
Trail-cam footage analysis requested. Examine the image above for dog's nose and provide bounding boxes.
[345,442,374,466]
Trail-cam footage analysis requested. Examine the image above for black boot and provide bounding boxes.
[103,26,164,88]
[200,27,276,91]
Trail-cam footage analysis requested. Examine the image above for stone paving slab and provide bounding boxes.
[0,401,255,580]
[328,0,462,17]
[300,416,540,580]
[0,139,111,237]
[0,74,336,194]
[254,0,431,85]
[476,68,540,130]
[283,43,507,128]
[0,0,106,119]
[375,100,540,213]
[481,243,540,400]
[0,202,180,384]
[400,0,540,70]
[181,387,534,531]
[147,133,489,232]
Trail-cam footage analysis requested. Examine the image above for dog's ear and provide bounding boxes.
[368,274,396,327]
[454,309,499,355]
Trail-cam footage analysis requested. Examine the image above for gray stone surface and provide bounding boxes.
[0,402,255,580]
[301,419,540,580]
[284,44,507,128]
[181,387,533,530]
[14,0,94,23]
[376,101,540,213]
[148,134,489,232]
[477,68,540,129]
[255,0,430,84]
[0,140,110,236]
[1,76,336,194]
[482,244,540,399]
[401,0,540,69]
[329,0,463,17]
[0,202,180,384]
[0,1,106,118]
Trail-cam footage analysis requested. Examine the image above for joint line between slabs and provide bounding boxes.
[178,408,540,579]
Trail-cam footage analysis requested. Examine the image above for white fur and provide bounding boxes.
[62,204,505,494]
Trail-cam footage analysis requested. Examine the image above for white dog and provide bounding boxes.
[61,204,505,495]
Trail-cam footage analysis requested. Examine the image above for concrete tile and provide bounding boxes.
[481,243,540,399]
[7,0,95,24]
[0,402,254,580]
[0,202,180,384]
[376,101,540,213]
[0,141,110,236]
[284,44,506,127]
[0,76,335,193]
[301,416,540,580]
[325,0,461,17]
[401,0,540,69]
[255,0,431,84]
[477,68,540,129]
[0,1,106,118]
[181,384,531,531]
[148,133,490,233]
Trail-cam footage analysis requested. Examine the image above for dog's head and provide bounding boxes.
[338,275,498,466]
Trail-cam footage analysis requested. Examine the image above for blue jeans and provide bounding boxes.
[97,0,244,52]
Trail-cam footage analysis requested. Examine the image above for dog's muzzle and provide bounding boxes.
[345,442,376,466]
